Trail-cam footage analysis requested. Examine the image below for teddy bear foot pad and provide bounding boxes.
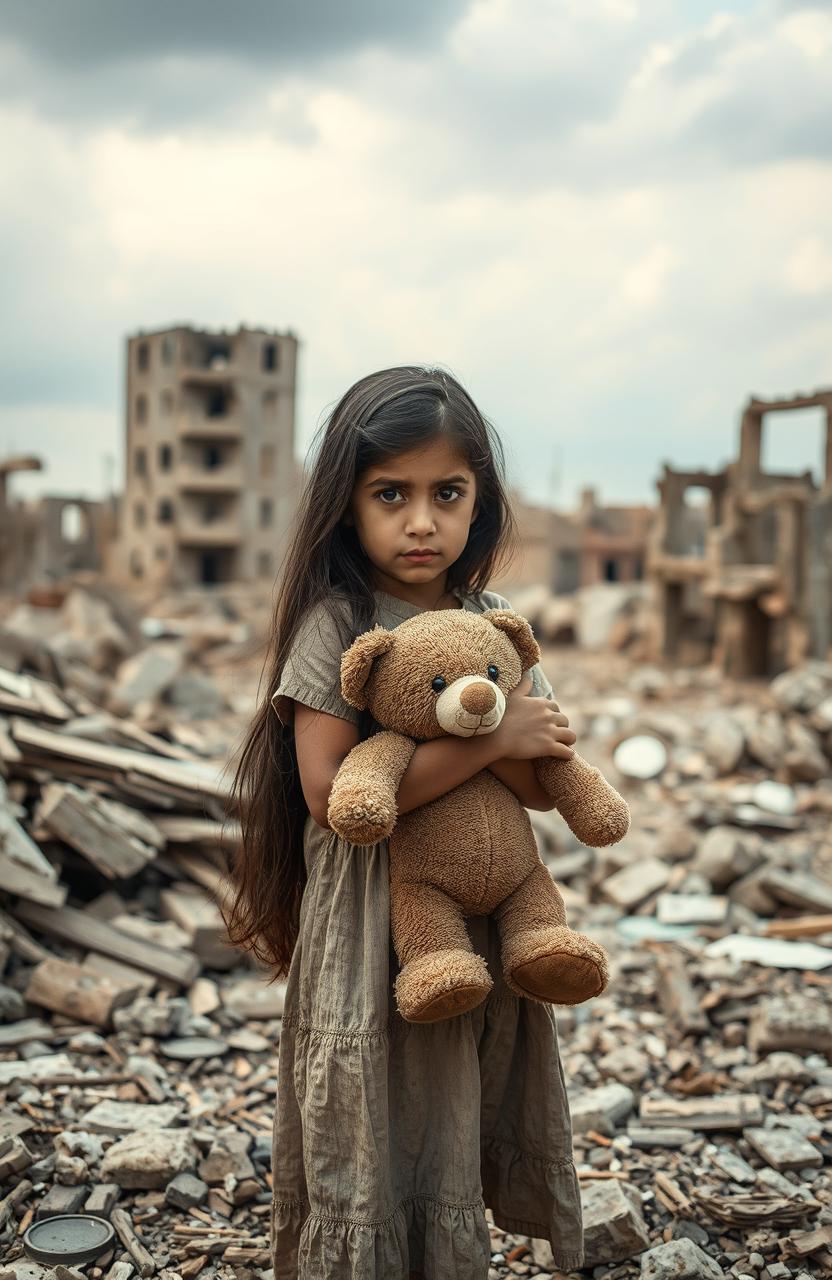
[504,926,609,1007]
[395,948,493,1023]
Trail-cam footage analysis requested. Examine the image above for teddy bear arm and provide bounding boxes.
[326,731,417,846]
[534,753,630,848]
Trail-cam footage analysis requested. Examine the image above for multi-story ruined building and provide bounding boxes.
[648,388,832,676]
[493,486,652,595]
[116,325,299,586]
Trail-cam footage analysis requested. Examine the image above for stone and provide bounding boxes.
[657,894,728,925]
[568,1083,634,1136]
[758,867,832,914]
[746,712,788,770]
[110,643,184,714]
[692,827,762,890]
[198,1130,254,1184]
[81,1100,183,1135]
[744,1126,823,1171]
[597,1046,650,1086]
[703,714,745,775]
[221,977,286,1020]
[100,1128,198,1189]
[113,995,188,1038]
[703,934,832,972]
[602,858,671,911]
[581,1178,650,1266]
[770,660,832,714]
[640,1237,723,1279]
[784,720,828,782]
[613,735,668,780]
[748,994,832,1055]
[159,1036,227,1060]
[709,1147,757,1184]
[164,672,223,719]
[750,780,797,816]
[165,1170,209,1209]
[626,1125,691,1149]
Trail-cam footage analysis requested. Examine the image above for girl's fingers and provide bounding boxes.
[551,742,575,759]
[552,711,570,727]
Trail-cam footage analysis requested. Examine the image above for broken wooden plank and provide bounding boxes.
[639,1093,763,1130]
[15,900,199,985]
[25,956,141,1027]
[35,782,162,879]
[654,948,710,1036]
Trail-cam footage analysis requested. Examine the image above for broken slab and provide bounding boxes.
[639,1237,723,1280]
[81,1100,183,1135]
[747,994,832,1056]
[581,1179,650,1267]
[601,858,671,911]
[639,1093,763,1130]
[568,1083,635,1136]
[703,934,832,972]
[744,1126,823,1172]
[100,1127,197,1189]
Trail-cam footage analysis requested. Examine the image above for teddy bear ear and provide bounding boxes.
[482,609,541,670]
[340,624,395,708]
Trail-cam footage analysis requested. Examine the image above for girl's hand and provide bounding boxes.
[489,671,576,761]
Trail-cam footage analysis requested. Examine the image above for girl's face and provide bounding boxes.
[345,436,479,594]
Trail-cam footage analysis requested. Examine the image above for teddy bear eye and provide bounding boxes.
[431,676,447,693]
[487,664,499,681]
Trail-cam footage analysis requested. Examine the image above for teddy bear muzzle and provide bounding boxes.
[435,675,506,737]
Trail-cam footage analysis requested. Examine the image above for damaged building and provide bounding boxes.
[114,324,300,587]
[648,387,832,677]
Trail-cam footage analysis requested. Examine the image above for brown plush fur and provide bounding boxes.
[326,609,630,1023]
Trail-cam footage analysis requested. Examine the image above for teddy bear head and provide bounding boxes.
[339,608,541,741]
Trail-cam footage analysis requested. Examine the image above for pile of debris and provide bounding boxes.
[1,581,831,1280]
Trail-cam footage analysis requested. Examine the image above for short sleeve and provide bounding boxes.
[477,589,556,703]
[270,599,360,728]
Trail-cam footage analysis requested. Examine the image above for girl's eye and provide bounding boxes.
[373,486,464,504]
[431,676,446,693]
[437,486,463,502]
[487,664,499,681]
[376,488,399,504]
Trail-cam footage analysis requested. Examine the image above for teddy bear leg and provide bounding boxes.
[390,881,493,1024]
[496,862,609,1006]
[535,754,630,848]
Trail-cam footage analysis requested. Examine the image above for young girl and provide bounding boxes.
[227,366,585,1280]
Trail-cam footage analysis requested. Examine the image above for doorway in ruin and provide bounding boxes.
[200,551,220,585]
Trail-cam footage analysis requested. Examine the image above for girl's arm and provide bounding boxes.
[293,704,505,828]
[486,757,556,811]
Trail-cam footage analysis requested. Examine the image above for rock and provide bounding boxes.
[602,858,671,910]
[100,1127,198,1189]
[569,1083,634,1136]
[110,643,184,714]
[221,977,286,1021]
[734,1052,814,1086]
[770,661,832,714]
[165,1170,209,1209]
[656,894,729,925]
[746,711,788,770]
[640,1237,723,1279]
[164,672,224,720]
[575,583,649,651]
[626,1125,691,1149]
[581,1178,650,1266]
[81,1100,183,1135]
[597,1045,650,1086]
[613,735,668,780]
[693,827,762,890]
[198,1130,254,1184]
[744,1126,823,1171]
[709,1147,757,1184]
[750,780,797,816]
[748,994,832,1055]
[703,934,832,972]
[159,1036,228,1060]
[0,984,26,1021]
[758,866,832,914]
[113,996,188,1038]
[784,720,828,782]
[703,713,746,775]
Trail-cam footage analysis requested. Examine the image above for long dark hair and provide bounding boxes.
[223,365,518,975]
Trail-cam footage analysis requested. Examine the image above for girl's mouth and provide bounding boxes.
[402,551,439,561]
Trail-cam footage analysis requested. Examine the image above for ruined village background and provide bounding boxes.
[2,4,832,1280]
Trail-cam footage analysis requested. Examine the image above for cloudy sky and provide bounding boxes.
[1,0,831,509]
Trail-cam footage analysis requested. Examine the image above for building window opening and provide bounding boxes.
[159,444,173,471]
[259,498,273,528]
[206,389,230,418]
[134,501,146,528]
[135,447,147,476]
[161,335,176,365]
[135,393,148,425]
[203,445,222,470]
[157,499,174,524]
[603,558,619,582]
[262,341,278,372]
[129,550,144,578]
[136,342,149,372]
[61,503,85,544]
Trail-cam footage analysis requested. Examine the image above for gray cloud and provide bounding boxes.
[0,0,468,66]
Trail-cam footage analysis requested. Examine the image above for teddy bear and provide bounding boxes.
[325,607,630,1024]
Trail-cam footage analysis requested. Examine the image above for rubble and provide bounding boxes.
[1,587,832,1280]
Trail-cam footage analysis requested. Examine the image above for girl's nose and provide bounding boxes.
[404,504,436,535]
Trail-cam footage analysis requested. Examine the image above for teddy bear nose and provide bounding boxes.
[459,681,497,716]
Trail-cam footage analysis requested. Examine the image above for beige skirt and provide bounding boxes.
[269,816,584,1279]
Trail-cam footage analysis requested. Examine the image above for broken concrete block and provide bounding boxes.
[569,1083,635,1136]
[81,1100,183,1135]
[744,1126,823,1172]
[747,994,832,1056]
[602,858,671,911]
[100,1127,197,1189]
[640,1237,723,1279]
[581,1178,650,1266]
[165,1170,209,1209]
[693,826,762,890]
